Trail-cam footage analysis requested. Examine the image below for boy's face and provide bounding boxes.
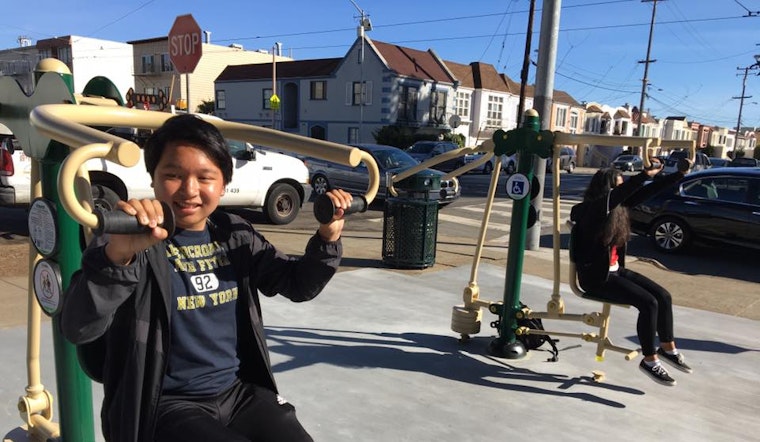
[152,141,225,231]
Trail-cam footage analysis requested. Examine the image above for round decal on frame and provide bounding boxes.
[28,198,59,257]
[33,259,62,317]
[505,173,531,200]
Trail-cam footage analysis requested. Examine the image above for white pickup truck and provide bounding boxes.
[0,132,311,225]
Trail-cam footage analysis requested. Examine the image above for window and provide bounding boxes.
[569,111,579,134]
[310,81,326,100]
[683,177,749,203]
[554,107,567,128]
[216,90,226,110]
[38,49,51,61]
[456,91,470,118]
[398,86,418,121]
[160,54,173,72]
[56,46,71,65]
[141,55,154,74]
[486,95,503,127]
[348,127,359,144]
[352,82,363,105]
[430,91,446,124]
[346,81,372,106]
[263,88,273,109]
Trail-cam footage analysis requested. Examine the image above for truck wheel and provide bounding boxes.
[266,183,300,225]
[91,184,121,212]
[311,174,330,195]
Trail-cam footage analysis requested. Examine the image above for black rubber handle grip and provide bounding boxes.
[94,201,175,237]
[313,194,367,224]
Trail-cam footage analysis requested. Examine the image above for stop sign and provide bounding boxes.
[168,14,202,74]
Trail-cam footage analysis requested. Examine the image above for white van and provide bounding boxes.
[0,133,311,225]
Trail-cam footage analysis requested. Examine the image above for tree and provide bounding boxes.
[196,99,215,115]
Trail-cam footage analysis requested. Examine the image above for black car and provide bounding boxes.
[630,168,760,253]
[405,141,462,172]
[728,157,760,167]
[305,143,461,204]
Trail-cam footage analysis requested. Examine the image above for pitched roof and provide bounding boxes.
[444,60,475,88]
[553,89,580,106]
[370,40,455,83]
[470,62,508,91]
[216,58,342,82]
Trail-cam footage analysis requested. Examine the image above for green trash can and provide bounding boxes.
[382,171,441,269]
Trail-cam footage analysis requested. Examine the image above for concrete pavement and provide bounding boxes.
[1,225,759,441]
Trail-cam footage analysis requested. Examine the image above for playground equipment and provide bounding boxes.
[450,109,697,369]
[1,58,380,442]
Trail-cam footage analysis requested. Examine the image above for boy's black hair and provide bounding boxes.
[144,114,233,184]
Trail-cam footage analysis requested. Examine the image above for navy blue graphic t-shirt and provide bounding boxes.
[162,227,240,395]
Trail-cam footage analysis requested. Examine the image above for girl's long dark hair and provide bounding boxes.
[584,168,630,247]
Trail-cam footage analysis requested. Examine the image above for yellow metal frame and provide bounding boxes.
[453,131,696,364]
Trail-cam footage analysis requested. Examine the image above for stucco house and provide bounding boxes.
[214,36,458,145]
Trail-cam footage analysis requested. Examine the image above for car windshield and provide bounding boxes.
[407,142,435,154]
[372,149,419,170]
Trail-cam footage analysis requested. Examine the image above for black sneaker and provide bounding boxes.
[657,348,693,373]
[639,360,676,386]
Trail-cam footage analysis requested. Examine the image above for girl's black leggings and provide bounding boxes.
[591,267,675,356]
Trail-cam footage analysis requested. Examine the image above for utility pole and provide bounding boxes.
[733,54,760,152]
[636,0,662,143]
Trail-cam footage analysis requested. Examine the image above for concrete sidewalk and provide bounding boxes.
[2,263,759,441]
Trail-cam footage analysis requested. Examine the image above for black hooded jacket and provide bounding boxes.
[570,170,683,291]
[60,210,341,442]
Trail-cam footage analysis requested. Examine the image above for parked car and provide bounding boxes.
[546,146,576,173]
[0,134,310,225]
[612,154,644,172]
[405,141,462,172]
[662,150,711,174]
[462,152,495,174]
[0,136,28,206]
[502,153,518,174]
[728,157,760,167]
[709,157,730,168]
[306,143,460,204]
[629,167,760,253]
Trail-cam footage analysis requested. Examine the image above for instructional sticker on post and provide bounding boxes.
[506,173,530,200]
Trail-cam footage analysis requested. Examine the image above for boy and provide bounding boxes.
[61,114,351,441]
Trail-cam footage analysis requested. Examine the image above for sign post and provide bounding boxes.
[168,14,202,112]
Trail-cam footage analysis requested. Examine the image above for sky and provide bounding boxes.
[2,0,760,130]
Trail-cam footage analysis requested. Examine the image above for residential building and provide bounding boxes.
[710,127,734,158]
[443,61,531,147]
[215,36,458,144]
[661,116,693,149]
[0,35,133,99]
[128,36,290,113]
[581,102,637,166]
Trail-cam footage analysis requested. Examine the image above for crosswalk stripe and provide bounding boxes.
[437,213,511,232]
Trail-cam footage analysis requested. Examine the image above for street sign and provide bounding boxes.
[269,94,280,110]
[168,14,203,74]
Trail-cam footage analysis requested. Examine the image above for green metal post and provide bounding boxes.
[37,67,97,441]
[489,111,549,359]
